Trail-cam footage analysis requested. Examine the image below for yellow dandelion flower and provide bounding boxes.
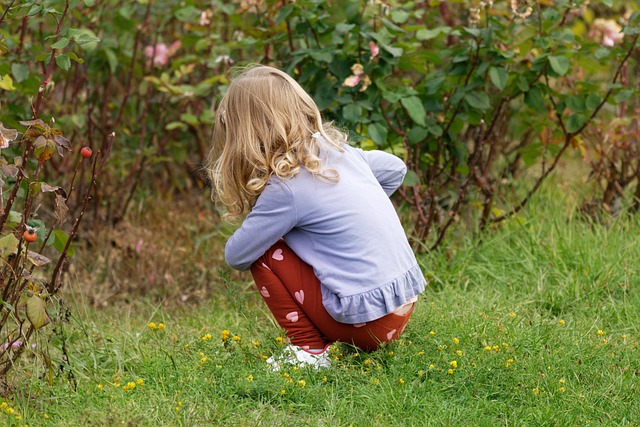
[533,387,539,395]
[97,384,103,390]
[276,336,283,344]
[364,359,372,366]
[221,330,231,341]
[418,351,425,355]
[559,319,565,326]
[323,376,327,382]
[456,350,463,357]
[558,387,565,393]
[601,339,608,345]
[559,378,565,384]
[509,312,516,317]
[254,341,261,347]
[447,369,454,375]
[44,413,49,419]
[450,360,458,369]
[202,333,212,341]
[200,357,208,363]
[429,364,435,369]
[372,378,380,385]
[157,323,165,331]
[429,330,435,335]
[388,351,394,356]
[398,378,405,384]
[622,335,627,343]
[453,337,459,345]
[136,378,144,386]
[484,345,491,351]
[597,330,604,336]
[147,322,157,330]
[492,345,500,352]
[247,375,253,382]
[233,335,241,342]
[298,380,306,387]
[281,389,286,395]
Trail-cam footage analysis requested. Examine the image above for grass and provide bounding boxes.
[2,185,640,427]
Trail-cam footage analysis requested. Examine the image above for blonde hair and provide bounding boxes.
[207,65,346,221]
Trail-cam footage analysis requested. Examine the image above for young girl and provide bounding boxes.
[208,65,426,369]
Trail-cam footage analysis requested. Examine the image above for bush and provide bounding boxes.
[1,0,639,379]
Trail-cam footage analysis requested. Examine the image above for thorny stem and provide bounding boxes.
[48,156,97,294]
[32,0,70,118]
[491,33,640,223]
[0,0,16,25]
[113,1,152,128]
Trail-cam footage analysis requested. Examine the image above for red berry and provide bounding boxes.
[81,147,92,158]
[23,229,37,243]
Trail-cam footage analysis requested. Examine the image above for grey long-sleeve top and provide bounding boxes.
[225,134,426,324]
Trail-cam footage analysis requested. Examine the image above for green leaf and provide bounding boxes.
[368,123,388,146]
[548,55,570,76]
[613,89,633,104]
[403,170,420,186]
[84,0,96,5]
[400,96,427,126]
[166,121,188,131]
[408,127,429,145]
[566,96,585,113]
[103,48,118,73]
[11,63,30,83]
[565,113,586,134]
[488,66,508,91]
[180,113,199,126]
[0,74,16,91]
[175,6,201,22]
[26,295,50,329]
[52,230,75,257]
[585,93,602,110]
[416,27,449,41]
[524,86,546,112]
[382,43,404,58]
[464,92,491,110]
[0,234,19,257]
[27,4,43,16]
[342,103,363,123]
[55,54,71,71]
[51,37,70,50]
[594,47,610,60]
[308,49,333,63]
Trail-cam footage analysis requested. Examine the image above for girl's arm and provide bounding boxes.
[224,181,297,271]
[355,148,407,196]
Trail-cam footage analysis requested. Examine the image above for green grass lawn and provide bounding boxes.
[3,190,640,427]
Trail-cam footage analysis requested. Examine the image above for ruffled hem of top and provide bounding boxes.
[324,264,426,324]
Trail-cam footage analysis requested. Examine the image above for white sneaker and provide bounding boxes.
[266,344,331,371]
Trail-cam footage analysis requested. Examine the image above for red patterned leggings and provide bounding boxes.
[250,240,415,351]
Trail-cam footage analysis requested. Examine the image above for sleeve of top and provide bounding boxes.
[355,147,407,196]
[224,180,297,271]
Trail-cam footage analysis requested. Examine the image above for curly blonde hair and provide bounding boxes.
[207,65,346,221]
